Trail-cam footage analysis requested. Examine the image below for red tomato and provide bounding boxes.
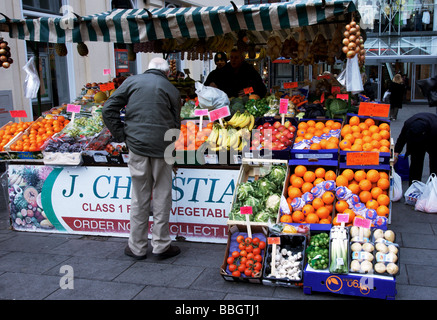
[236,235,245,243]
[252,237,260,246]
[228,264,237,272]
[254,262,262,271]
[258,241,266,250]
[231,251,240,258]
[246,253,254,261]
[239,250,247,257]
[253,247,261,255]
[245,237,252,245]
[245,245,253,253]
[232,270,241,277]
[227,256,234,265]
[244,269,252,277]
[254,254,263,262]
[238,242,246,251]
[239,257,248,265]
[238,264,246,273]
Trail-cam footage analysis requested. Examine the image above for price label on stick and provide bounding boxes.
[283,82,298,89]
[194,109,209,117]
[67,104,81,113]
[268,237,281,245]
[244,87,254,95]
[240,206,253,215]
[337,213,350,227]
[346,151,379,166]
[358,102,390,118]
[209,106,230,123]
[240,206,253,238]
[279,98,289,114]
[9,110,27,118]
[353,217,371,229]
[103,69,111,75]
[99,82,115,92]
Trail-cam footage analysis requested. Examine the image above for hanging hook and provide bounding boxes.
[230,1,238,13]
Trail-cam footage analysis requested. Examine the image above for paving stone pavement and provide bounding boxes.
[0,104,436,305]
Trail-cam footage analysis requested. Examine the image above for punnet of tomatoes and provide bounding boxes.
[175,121,213,151]
[225,234,266,278]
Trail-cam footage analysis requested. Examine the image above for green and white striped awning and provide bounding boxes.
[0,0,359,44]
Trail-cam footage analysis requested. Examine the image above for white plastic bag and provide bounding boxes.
[336,55,363,93]
[23,56,40,99]
[415,174,437,213]
[195,82,230,111]
[383,90,391,103]
[404,180,425,206]
[390,169,402,202]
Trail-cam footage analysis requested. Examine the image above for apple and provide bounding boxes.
[284,120,291,128]
[272,128,278,134]
[275,132,282,140]
[263,122,271,129]
[289,126,296,133]
[252,139,260,148]
[273,121,281,129]
[282,128,289,135]
[278,125,286,132]
[257,125,264,131]
[279,136,288,144]
[286,132,294,140]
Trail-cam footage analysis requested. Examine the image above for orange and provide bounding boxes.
[332,215,340,226]
[371,133,382,141]
[302,204,315,216]
[298,122,309,130]
[326,142,338,150]
[295,136,304,143]
[303,171,316,183]
[379,129,390,140]
[322,191,335,204]
[292,211,305,223]
[313,178,325,186]
[380,139,390,147]
[336,175,349,187]
[358,122,368,131]
[335,200,349,213]
[379,122,390,131]
[315,168,326,179]
[362,142,373,151]
[304,133,313,140]
[343,133,355,144]
[319,139,328,149]
[377,178,390,190]
[288,186,302,199]
[316,206,331,220]
[366,199,379,210]
[306,120,316,127]
[297,129,306,137]
[379,172,389,180]
[359,190,372,203]
[339,139,351,150]
[367,169,380,183]
[341,169,355,181]
[310,143,321,150]
[280,214,293,223]
[343,208,355,223]
[325,120,335,128]
[301,182,314,194]
[328,136,339,145]
[376,205,390,217]
[349,116,360,126]
[325,170,337,181]
[351,144,363,151]
[315,122,325,130]
[291,177,304,189]
[348,182,360,195]
[359,179,372,191]
[354,170,367,182]
[312,198,325,210]
[294,165,307,177]
[364,118,375,127]
[341,125,352,137]
[377,194,390,206]
[305,213,319,224]
[371,187,383,200]
[332,122,342,130]
[319,218,331,224]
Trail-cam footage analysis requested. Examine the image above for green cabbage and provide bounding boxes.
[257,178,276,197]
[254,210,274,223]
[266,165,286,187]
[236,182,254,201]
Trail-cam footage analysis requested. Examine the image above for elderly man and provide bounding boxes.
[102,57,182,260]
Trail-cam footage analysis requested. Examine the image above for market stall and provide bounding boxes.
[1,1,399,299]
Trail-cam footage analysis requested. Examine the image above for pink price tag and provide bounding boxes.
[209,106,230,122]
[103,69,111,75]
[279,98,288,114]
[283,82,298,89]
[67,104,81,113]
[353,217,371,229]
[9,110,27,118]
[268,237,281,245]
[336,214,350,224]
[240,206,253,215]
[337,94,349,100]
[194,109,209,116]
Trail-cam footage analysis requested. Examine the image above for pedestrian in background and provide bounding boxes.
[389,73,406,121]
[394,112,437,185]
[102,57,182,260]
[204,52,228,87]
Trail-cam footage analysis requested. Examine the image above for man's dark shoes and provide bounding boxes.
[154,245,181,259]
[124,245,147,260]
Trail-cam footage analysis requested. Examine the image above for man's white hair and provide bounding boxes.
[148,57,170,73]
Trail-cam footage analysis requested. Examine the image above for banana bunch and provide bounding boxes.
[205,124,250,151]
[8,173,26,187]
[227,111,255,130]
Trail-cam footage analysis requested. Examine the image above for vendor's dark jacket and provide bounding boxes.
[394,112,437,156]
[102,69,181,158]
[212,61,267,98]
[389,81,405,109]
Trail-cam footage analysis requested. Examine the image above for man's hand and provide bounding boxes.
[394,152,399,165]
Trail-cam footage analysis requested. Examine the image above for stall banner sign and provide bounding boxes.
[8,165,239,243]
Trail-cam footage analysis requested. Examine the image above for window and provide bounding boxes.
[22,0,62,15]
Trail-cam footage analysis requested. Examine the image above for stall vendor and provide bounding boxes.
[210,48,267,99]
[204,52,227,87]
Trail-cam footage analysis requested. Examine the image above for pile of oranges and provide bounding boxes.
[175,121,212,151]
[294,119,342,150]
[282,165,338,224]
[339,116,391,152]
[0,121,33,151]
[332,168,390,225]
[9,116,69,152]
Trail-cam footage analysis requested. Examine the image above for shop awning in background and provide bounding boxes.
[0,0,359,44]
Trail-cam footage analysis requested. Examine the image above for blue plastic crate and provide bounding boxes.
[303,265,397,300]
